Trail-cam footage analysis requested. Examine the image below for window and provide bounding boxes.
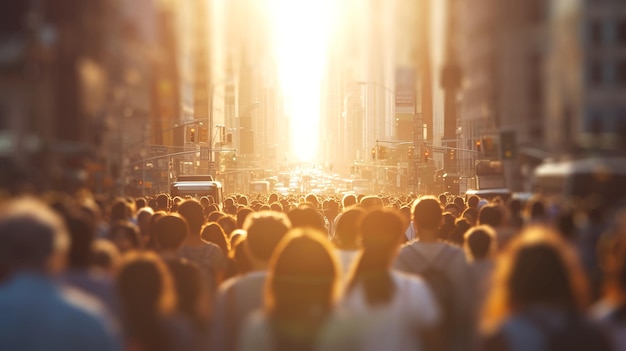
[588,60,603,86]
[616,59,626,86]
[588,21,603,47]
[616,19,626,45]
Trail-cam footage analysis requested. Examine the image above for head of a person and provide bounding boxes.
[305,193,320,208]
[360,195,384,211]
[342,194,358,209]
[116,252,176,341]
[110,198,131,222]
[483,226,588,328]
[464,225,496,261]
[438,193,448,205]
[412,196,443,234]
[0,197,69,278]
[91,238,121,275]
[266,228,339,320]
[153,214,189,252]
[61,204,97,269]
[287,206,326,233]
[156,193,169,210]
[136,207,154,240]
[461,207,478,226]
[333,207,366,248]
[478,204,504,228]
[217,215,237,238]
[200,222,230,254]
[444,203,461,218]
[109,220,141,254]
[359,208,406,260]
[467,195,480,209]
[177,199,205,235]
[236,207,254,229]
[453,196,466,211]
[244,211,292,262]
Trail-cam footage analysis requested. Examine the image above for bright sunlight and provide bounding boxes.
[267,0,337,162]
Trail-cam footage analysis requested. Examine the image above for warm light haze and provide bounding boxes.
[267,0,337,162]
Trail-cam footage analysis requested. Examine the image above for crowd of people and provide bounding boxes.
[1,188,626,351]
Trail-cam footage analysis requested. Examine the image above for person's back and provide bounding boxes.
[0,197,120,351]
[342,209,439,351]
[212,211,291,351]
[178,199,227,293]
[393,196,474,351]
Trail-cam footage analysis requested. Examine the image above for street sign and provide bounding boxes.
[200,147,210,160]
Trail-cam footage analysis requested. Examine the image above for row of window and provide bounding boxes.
[584,108,626,133]
[588,19,626,46]
[587,59,626,86]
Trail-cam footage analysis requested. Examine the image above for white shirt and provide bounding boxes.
[340,270,439,351]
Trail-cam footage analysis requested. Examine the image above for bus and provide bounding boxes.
[170,175,223,204]
[249,180,270,194]
[532,157,626,206]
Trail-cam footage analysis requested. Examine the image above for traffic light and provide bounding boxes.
[190,128,196,143]
[378,146,387,159]
[371,147,377,160]
[448,149,456,160]
[423,149,430,163]
[483,137,495,156]
[475,139,482,152]
[407,146,415,160]
[198,126,208,143]
[500,131,517,159]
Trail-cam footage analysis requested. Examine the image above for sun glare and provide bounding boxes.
[267,0,336,162]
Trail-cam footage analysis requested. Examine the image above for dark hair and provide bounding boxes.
[287,207,326,232]
[217,216,237,237]
[236,207,254,229]
[200,222,230,254]
[177,200,205,234]
[110,198,131,222]
[117,252,175,351]
[109,220,141,252]
[464,225,494,260]
[154,214,189,251]
[156,194,169,210]
[509,243,576,309]
[342,194,357,209]
[63,206,96,268]
[348,209,404,306]
[232,236,253,275]
[165,258,206,329]
[467,195,480,209]
[334,208,366,248]
[478,205,504,227]
[412,196,443,231]
[244,211,291,261]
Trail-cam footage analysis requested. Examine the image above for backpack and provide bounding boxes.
[399,245,456,333]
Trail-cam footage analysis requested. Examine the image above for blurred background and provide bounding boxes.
[0,0,624,198]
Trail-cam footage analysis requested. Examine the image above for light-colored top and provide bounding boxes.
[239,311,358,351]
[340,270,439,351]
[212,271,268,351]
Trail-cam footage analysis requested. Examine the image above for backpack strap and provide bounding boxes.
[431,245,455,270]
[408,244,453,271]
